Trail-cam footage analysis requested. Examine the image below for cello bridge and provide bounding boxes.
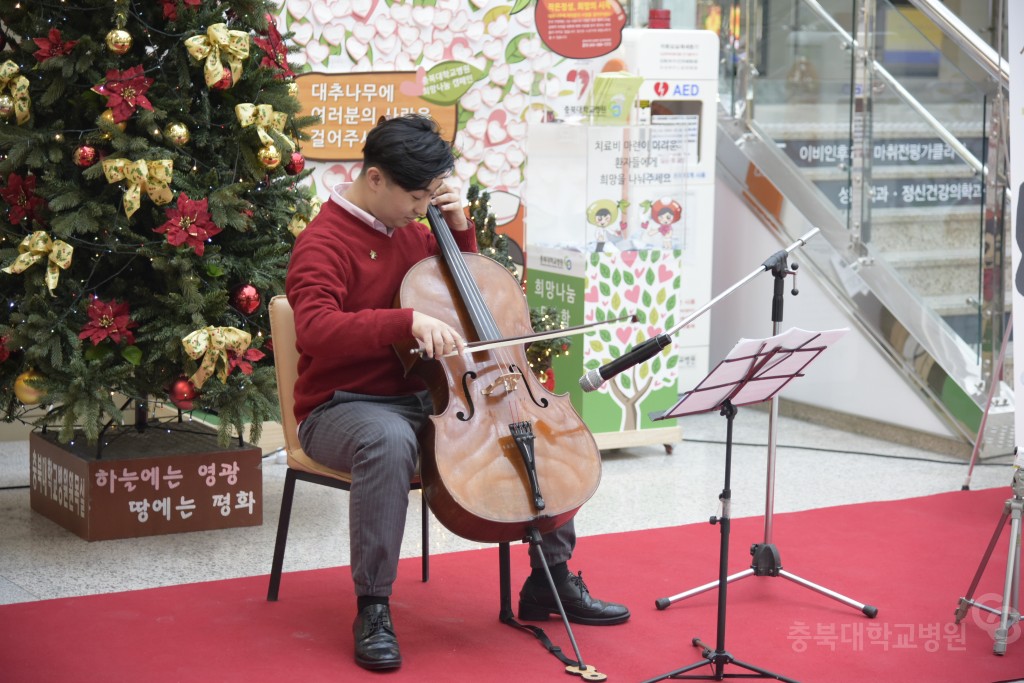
[481,372,520,396]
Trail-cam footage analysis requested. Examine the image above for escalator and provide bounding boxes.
[708,0,1012,455]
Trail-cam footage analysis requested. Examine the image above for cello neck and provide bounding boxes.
[426,204,502,342]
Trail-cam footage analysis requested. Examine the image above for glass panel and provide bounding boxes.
[734,0,1001,357]
[866,0,995,356]
[727,0,858,225]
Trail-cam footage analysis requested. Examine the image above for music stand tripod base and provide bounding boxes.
[645,328,855,682]
[641,401,797,683]
[654,326,877,620]
[655,564,878,619]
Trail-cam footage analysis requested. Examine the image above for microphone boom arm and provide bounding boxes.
[664,228,820,339]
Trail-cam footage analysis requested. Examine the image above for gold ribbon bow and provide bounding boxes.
[1,231,73,295]
[0,60,31,125]
[181,326,253,388]
[235,103,293,149]
[102,158,174,217]
[288,197,323,238]
[184,24,249,89]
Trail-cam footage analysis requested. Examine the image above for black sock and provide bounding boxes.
[357,595,389,612]
[531,561,569,583]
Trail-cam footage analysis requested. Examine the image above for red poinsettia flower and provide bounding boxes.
[0,173,45,225]
[91,65,154,123]
[32,28,78,63]
[227,348,265,376]
[254,13,295,78]
[154,193,222,256]
[0,336,10,363]
[78,298,137,346]
[160,0,201,21]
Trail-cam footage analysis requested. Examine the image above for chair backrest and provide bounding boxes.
[268,295,302,457]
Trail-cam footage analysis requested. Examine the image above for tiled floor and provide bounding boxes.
[0,410,1016,605]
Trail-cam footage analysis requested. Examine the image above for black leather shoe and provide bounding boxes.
[518,571,630,625]
[353,604,402,670]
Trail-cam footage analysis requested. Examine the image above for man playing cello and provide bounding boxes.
[286,114,629,671]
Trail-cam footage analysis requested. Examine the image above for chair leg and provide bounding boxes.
[421,490,430,582]
[267,468,299,601]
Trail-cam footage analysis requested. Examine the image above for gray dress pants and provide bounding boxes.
[299,389,576,598]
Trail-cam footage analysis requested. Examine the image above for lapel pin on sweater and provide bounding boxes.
[369,250,378,260]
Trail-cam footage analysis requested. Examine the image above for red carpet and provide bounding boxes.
[2,488,1023,683]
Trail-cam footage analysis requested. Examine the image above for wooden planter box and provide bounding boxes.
[29,424,262,541]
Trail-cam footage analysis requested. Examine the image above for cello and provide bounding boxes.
[394,205,602,544]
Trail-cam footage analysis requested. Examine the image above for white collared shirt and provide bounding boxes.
[329,182,393,236]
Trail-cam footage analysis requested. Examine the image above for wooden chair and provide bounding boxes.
[266,295,429,601]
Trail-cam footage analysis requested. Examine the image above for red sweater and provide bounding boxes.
[285,199,477,424]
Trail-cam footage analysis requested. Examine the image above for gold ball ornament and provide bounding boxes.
[164,122,190,146]
[105,28,133,55]
[257,143,282,170]
[0,93,14,121]
[14,369,46,405]
[98,109,127,137]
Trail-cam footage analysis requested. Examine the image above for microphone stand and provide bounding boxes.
[654,230,878,619]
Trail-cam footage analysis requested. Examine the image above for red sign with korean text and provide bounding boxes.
[534,0,627,59]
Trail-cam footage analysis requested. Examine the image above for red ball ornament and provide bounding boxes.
[231,284,261,315]
[168,377,199,411]
[541,367,556,392]
[211,66,233,91]
[284,152,305,176]
[73,145,97,168]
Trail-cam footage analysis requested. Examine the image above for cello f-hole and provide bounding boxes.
[455,370,478,422]
[511,364,549,409]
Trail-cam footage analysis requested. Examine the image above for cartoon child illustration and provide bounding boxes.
[586,198,629,252]
[641,197,683,249]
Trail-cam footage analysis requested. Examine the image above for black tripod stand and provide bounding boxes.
[644,326,843,682]
[642,400,798,682]
[656,252,877,619]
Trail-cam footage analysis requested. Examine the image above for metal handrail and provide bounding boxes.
[906,0,1009,91]
[797,0,1006,198]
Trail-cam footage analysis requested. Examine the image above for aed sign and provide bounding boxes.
[653,82,701,98]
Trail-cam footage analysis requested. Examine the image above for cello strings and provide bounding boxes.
[427,206,524,427]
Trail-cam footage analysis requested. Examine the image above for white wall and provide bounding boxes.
[709,177,956,437]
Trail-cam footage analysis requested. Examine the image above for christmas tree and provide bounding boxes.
[0,0,318,445]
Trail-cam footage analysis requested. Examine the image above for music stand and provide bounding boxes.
[640,327,845,683]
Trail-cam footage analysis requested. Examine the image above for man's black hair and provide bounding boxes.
[363,114,455,192]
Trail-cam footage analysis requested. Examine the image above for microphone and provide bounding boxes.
[579,334,672,392]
